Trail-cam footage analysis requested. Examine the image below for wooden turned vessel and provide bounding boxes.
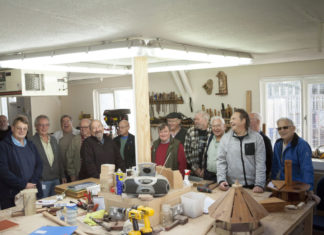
[208,181,268,234]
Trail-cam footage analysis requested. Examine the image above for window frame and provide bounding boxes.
[260,74,324,149]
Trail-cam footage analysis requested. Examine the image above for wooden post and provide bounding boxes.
[285,160,292,186]
[132,56,151,163]
[246,90,252,113]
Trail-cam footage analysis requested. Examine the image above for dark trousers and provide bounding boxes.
[0,198,15,210]
[203,169,217,181]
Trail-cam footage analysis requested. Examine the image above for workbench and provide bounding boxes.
[0,185,315,235]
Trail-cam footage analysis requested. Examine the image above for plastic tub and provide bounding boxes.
[181,192,206,218]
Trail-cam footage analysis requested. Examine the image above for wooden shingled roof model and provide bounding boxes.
[208,181,269,226]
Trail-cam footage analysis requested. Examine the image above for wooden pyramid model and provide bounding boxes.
[208,181,268,234]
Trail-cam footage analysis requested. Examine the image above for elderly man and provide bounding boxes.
[184,111,211,177]
[151,123,187,176]
[272,118,314,190]
[0,116,43,209]
[249,113,273,182]
[79,120,125,179]
[53,115,79,181]
[202,116,226,181]
[217,109,266,193]
[31,115,66,197]
[0,115,11,141]
[113,120,136,170]
[166,112,187,145]
[52,115,79,143]
[66,118,91,181]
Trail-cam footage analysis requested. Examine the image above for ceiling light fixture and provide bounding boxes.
[0,38,252,74]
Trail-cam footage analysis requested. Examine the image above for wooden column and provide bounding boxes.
[246,90,252,113]
[132,56,151,163]
[285,160,292,186]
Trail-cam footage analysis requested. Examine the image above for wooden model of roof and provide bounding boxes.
[208,182,269,224]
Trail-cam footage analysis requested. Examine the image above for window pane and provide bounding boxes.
[114,89,135,135]
[265,80,302,144]
[308,83,324,149]
[99,93,114,127]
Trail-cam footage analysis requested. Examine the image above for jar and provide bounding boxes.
[66,204,78,225]
[161,204,173,227]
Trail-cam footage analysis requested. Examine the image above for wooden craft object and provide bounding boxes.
[285,160,292,186]
[55,178,100,198]
[21,188,38,216]
[259,197,287,212]
[0,220,18,232]
[156,166,183,189]
[268,160,310,204]
[208,182,268,233]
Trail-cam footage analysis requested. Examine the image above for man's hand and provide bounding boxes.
[25,183,36,189]
[194,168,204,178]
[61,178,67,184]
[70,176,77,182]
[219,181,230,191]
[253,186,264,193]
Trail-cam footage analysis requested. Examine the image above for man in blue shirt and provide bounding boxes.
[0,115,43,209]
[272,117,314,190]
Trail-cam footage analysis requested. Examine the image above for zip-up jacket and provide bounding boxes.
[0,134,43,202]
[217,129,266,188]
[271,133,314,190]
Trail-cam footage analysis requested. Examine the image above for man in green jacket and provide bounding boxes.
[66,118,91,181]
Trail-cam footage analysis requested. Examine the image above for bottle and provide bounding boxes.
[183,169,191,186]
[66,203,78,225]
[161,204,173,227]
[116,168,124,195]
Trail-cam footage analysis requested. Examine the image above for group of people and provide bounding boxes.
[0,114,131,209]
[0,106,318,209]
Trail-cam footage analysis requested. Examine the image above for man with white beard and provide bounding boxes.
[78,120,125,179]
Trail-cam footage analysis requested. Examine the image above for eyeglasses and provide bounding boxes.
[16,127,28,132]
[277,126,290,131]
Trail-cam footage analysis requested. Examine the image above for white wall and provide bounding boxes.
[31,96,62,134]
[30,59,324,131]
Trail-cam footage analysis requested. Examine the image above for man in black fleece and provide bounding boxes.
[79,120,125,179]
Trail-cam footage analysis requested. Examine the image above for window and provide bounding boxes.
[0,97,8,117]
[93,88,135,136]
[261,75,324,149]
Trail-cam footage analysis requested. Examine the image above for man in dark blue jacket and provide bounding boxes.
[113,120,136,169]
[271,117,314,190]
[0,115,43,209]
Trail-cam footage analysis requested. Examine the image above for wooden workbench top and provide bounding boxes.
[0,186,315,235]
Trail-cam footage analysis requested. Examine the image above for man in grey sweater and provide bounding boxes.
[31,115,66,197]
[217,109,266,193]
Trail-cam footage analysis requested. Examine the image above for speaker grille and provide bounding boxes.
[123,179,138,194]
[153,179,169,195]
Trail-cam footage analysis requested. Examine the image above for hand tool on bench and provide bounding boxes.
[42,211,87,235]
[197,181,218,193]
[164,214,188,231]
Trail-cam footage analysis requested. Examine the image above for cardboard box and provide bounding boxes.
[101,185,192,226]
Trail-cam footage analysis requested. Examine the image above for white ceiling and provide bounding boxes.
[1,0,324,78]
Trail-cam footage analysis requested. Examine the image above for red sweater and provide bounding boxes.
[154,142,187,177]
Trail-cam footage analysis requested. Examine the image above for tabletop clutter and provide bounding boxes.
[0,160,314,235]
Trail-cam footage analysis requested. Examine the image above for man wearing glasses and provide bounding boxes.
[31,115,66,197]
[66,118,91,181]
[0,115,43,209]
[271,118,314,190]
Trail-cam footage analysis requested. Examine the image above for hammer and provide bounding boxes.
[164,215,188,231]
[197,182,218,193]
